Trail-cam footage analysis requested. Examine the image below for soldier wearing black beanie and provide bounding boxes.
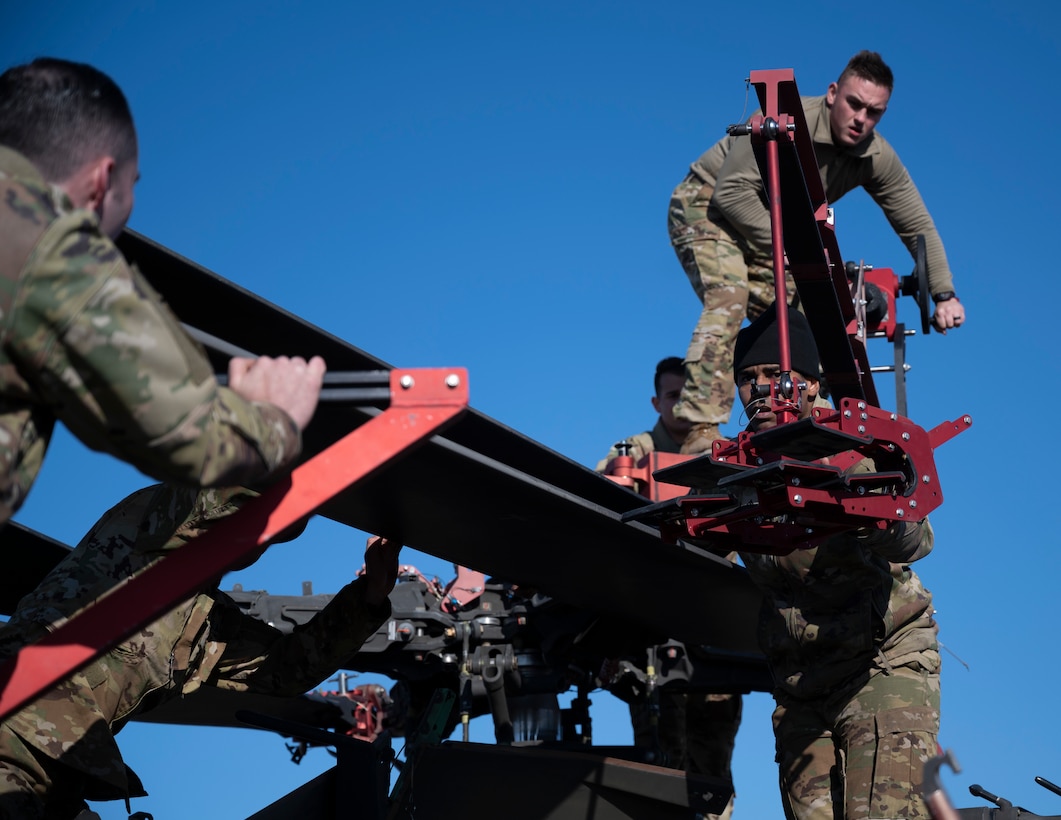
[732,303,821,383]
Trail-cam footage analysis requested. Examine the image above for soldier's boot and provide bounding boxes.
[680,423,720,455]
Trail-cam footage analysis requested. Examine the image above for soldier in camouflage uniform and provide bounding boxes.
[596,356,742,820]
[0,57,326,525]
[0,483,399,818]
[728,304,940,820]
[668,51,966,454]
[596,356,690,471]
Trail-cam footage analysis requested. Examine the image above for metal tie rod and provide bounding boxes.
[182,323,392,404]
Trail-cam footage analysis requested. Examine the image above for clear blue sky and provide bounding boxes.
[3,1,1060,817]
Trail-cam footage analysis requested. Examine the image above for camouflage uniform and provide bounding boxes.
[0,146,302,525]
[740,517,940,819]
[0,484,391,817]
[596,423,742,819]
[668,95,956,427]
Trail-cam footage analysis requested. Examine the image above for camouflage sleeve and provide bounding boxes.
[207,579,392,697]
[862,140,955,296]
[11,212,301,486]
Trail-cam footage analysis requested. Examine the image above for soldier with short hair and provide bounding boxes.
[730,304,940,819]
[668,50,966,454]
[0,484,400,818]
[0,57,325,525]
[596,356,690,470]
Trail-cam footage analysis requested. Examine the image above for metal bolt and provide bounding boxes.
[963,416,972,425]
[689,508,700,518]
[858,401,866,410]
[756,457,764,465]
[400,375,415,389]
[896,509,904,518]
[909,500,918,509]
[860,413,868,421]
[890,413,897,421]
[793,494,803,505]
[857,486,866,495]
[445,373,461,388]
[922,475,931,484]
[844,410,852,418]
[857,425,866,434]
[791,477,801,486]
[901,432,910,441]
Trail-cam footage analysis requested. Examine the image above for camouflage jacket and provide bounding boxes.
[740,518,939,701]
[708,95,954,295]
[595,418,682,472]
[0,146,302,525]
[1,484,391,801]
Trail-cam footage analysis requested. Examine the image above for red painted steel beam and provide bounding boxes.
[0,367,469,723]
[746,68,878,406]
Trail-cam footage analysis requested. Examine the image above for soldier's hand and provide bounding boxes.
[931,299,965,334]
[228,355,327,430]
[363,535,401,607]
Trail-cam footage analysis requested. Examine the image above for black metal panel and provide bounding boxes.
[0,524,71,614]
[37,232,766,654]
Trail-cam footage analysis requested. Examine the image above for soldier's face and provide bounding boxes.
[652,371,692,441]
[826,76,890,148]
[98,151,139,239]
[737,364,818,432]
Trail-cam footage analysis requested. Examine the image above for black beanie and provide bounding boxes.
[733,303,821,382]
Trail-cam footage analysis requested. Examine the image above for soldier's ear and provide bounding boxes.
[84,156,116,212]
[58,155,116,212]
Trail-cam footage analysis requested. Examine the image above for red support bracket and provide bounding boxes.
[0,367,469,723]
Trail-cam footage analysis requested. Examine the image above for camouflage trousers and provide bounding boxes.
[771,665,941,820]
[630,690,742,819]
[0,721,94,819]
[670,220,794,426]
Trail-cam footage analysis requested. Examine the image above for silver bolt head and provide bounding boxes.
[445,373,461,388]
[399,374,415,389]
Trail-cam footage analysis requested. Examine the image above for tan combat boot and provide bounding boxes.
[680,423,720,455]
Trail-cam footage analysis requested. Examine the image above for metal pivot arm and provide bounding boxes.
[743,69,877,406]
[0,367,469,723]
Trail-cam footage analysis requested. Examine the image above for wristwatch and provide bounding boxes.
[932,291,957,302]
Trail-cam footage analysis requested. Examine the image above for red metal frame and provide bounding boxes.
[746,68,876,406]
[602,451,695,502]
[0,367,469,723]
[647,69,972,554]
[661,402,972,553]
